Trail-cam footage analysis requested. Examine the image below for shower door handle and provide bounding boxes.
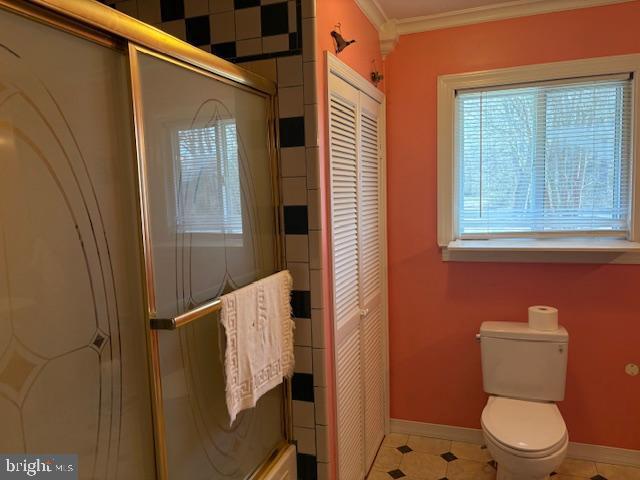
[150,297,222,330]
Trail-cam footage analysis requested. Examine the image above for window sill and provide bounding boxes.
[442,237,640,264]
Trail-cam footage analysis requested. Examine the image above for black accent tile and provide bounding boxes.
[160,0,184,22]
[591,476,608,480]
[289,32,300,50]
[235,0,260,8]
[211,42,237,59]
[291,290,311,318]
[487,460,497,470]
[231,48,301,63]
[397,445,412,454]
[296,453,317,480]
[438,478,449,480]
[280,116,305,147]
[440,452,457,462]
[185,16,210,46]
[292,373,314,402]
[550,473,557,476]
[261,3,289,36]
[284,205,308,234]
[387,469,406,479]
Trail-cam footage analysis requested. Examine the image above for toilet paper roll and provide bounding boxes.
[528,305,558,331]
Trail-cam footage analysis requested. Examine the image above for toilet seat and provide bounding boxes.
[481,396,567,458]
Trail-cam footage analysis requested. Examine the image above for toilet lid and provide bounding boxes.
[481,397,566,452]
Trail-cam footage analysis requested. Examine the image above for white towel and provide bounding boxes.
[220,270,294,425]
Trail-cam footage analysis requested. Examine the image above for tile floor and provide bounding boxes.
[367,433,640,480]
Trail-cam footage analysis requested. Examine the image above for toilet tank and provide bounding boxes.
[479,321,569,402]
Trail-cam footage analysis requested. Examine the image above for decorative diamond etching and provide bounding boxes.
[90,330,108,353]
[0,338,45,404]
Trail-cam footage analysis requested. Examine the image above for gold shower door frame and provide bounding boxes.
[0,1,293,479]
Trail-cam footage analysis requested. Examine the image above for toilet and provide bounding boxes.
[478,321,569,480]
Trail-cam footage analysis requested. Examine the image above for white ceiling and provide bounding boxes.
[375,0,526,20]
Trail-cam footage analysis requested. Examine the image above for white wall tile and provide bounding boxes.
[294,317,312,346]
[237,58,277,82]
[294,345,313,373]
[277,55,303,87]
[282,177,307,205]
[315,425,330,462]
[302,17,316,62]
[294,426,316,455]
[301,0,316,19]
[209,0,234,13]
[308,230,321,269]
[317,462,331,480]
[307,188,321,230]
[286,234,309,263]
[263,34,290,53]
[280,147,306,177]
[312,347,326,386]
[278,86,304,118]
[235,7,261,40]
[305,146,319,189]
[210,11,235,43]
[303,60,317,105]
[304,103,319,148]
[311,308,325,348]
[314,386,328,425]
[161,19,186,41]
[184,0,209,17]
[236,38,263,57]
[287,261,310,290]
[310,269,323,309]
[292,400,315,428]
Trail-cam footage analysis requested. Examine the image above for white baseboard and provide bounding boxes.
[390,418,640,467]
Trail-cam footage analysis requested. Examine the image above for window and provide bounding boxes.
[175,121,243,235]
[438,56,640,261]
[457,76,631,237]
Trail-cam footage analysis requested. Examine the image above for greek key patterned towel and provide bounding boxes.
[220,270,294,425]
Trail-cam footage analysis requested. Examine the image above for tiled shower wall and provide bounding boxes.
[104,0,328,478]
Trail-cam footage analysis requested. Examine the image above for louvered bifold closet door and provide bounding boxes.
[329,74,365,479]
[358,93,385,469]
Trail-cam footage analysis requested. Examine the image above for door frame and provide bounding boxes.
[325,51,389,475]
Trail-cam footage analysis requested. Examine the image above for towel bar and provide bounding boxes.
[150,297,222,330]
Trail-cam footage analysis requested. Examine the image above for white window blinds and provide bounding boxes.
[176,122,242,234]
[456,76,632,237]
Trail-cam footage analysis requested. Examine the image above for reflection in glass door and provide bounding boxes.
[129,47,286,479]
[0,7,156,479]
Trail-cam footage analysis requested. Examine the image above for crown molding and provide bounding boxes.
[394,0,636,35]
[353,0,388,30]
[355,0,636,57]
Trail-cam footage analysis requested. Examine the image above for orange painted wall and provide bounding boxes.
[315,1,384,476]
[385,1,640,449]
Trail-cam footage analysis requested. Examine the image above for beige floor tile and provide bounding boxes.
[383,433,409,448]
[407,435,451,456]
[596,463,640,480]
[556,458,597,477]
[367,470,392,479]
[373,446,403,471]
[399,451,448,480]
[450,441,492,462]
[447,458,496,480]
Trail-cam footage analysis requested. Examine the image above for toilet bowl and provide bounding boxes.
[481,396,568,480]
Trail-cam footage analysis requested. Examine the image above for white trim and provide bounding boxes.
[390,418,640,467]
[437,54,640,263]
[326,52,384,103]
[394,0,635,35]
[355,0,635,57]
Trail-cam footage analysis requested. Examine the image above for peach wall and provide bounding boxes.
[315,1,384,476]
[385,1,640,450]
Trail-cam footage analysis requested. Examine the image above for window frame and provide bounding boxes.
[437,55,640,263]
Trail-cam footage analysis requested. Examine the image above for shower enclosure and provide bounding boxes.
[0,1,293,478]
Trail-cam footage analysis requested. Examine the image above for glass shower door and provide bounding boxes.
[129,47,286,479]
[0,6,156,479]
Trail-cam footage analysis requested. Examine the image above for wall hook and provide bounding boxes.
[370,59,383,85]
[331,23,356,54]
